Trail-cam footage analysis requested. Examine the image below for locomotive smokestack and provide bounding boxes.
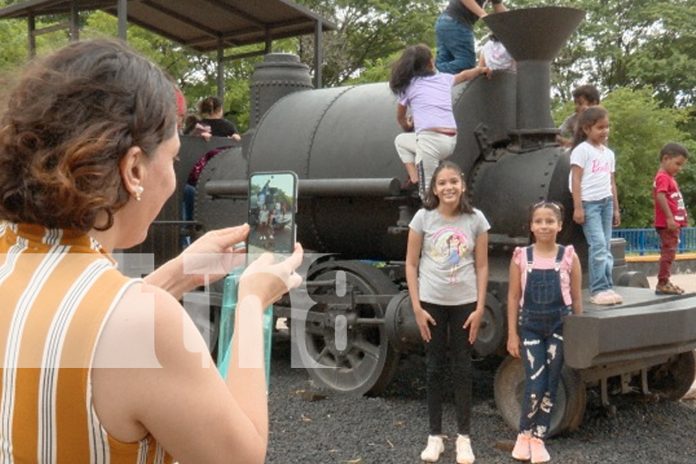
[483,7,584,131]
[249,53,313,129]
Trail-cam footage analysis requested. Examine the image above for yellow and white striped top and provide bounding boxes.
[0,222,171,463]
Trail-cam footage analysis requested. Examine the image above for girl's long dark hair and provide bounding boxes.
[389,44,435,96]
[572,105,608,149]
[423,161,474,214]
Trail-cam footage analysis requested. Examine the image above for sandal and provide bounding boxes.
[655,281,685,295]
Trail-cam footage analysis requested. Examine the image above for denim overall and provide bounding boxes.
[518,245,570,439]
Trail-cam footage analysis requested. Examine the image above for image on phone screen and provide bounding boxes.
[247,171,297,257]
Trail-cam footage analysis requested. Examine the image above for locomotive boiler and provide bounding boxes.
[144,7,696,436]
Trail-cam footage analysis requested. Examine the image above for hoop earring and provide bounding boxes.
[133,185,144,202]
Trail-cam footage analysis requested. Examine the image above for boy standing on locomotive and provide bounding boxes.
[557,85,600,148]
[653,142,690,295]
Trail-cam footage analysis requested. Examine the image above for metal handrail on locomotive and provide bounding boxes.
[133,6,696,437]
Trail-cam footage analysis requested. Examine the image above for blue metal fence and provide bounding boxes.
[612,227,696,255]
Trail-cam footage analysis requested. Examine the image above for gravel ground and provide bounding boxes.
[266,335,696,464]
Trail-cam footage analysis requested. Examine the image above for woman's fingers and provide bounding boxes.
[239,244,304,307]
[213,224,251,248]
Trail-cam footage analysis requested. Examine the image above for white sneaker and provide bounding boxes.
[456,434,475,464]
[420,435,444,462]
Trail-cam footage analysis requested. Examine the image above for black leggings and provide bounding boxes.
[422,301,475,435]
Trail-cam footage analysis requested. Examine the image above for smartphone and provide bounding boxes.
[247,171,298,258]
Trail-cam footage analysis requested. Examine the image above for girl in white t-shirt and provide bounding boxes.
[405,161,490,463]
[569,106,621,305]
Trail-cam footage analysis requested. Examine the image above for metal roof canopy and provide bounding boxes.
[0,0,335,92]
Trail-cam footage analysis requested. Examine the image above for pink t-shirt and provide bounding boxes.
[512,245,576,308]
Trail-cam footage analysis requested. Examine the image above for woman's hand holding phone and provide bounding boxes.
[146,224,249,299]
[238,243,304,309]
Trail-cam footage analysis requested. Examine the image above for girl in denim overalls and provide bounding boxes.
[506,202,583,463]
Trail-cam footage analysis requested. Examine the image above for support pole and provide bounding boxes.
[117,0,127,40]
[314,19,323,89]
[28,13,36,58]
[264,30,272,54]
[69,0,79,41]
[217,37,225,100]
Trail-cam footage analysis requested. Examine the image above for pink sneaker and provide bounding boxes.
[530,437,551,463]
[590,290,616,305]
[511,433,531,461]
[608,289,623,304]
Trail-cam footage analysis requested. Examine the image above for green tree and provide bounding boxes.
[579,87,695,227]
[290,0,440,87]
[82,11,256,129]
[510,0,696,108]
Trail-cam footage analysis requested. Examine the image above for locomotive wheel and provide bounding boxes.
[494,356,586,437]
[648,350,696,401]
[303,261,400,396]
[473,293,505,357]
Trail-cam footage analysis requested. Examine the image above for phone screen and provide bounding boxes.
[247,171,298,258]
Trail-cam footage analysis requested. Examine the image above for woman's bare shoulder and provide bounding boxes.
[91,282,215,442]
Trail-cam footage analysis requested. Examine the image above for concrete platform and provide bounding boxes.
[565,287,696,369]
[647,274,696,400]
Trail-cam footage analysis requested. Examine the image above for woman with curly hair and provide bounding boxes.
[0,39,302,464]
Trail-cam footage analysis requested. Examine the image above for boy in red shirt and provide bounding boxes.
[653,142,690,294]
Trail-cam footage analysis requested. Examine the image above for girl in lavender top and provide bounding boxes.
[389,44,489,199]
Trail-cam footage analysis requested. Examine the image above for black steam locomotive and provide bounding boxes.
[130,7,696,436]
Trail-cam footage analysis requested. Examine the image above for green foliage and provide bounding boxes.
[600,88,695,227]
[510,0,696,108]
[345,55,394,86]
[0,20,25,71]
[680,162,696,227]
[291,0,440,86]
[553,87,695,227]
[82,11,254,130]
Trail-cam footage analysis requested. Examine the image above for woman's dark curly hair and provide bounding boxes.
[0,39,176,232]
[388,44,435,96]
